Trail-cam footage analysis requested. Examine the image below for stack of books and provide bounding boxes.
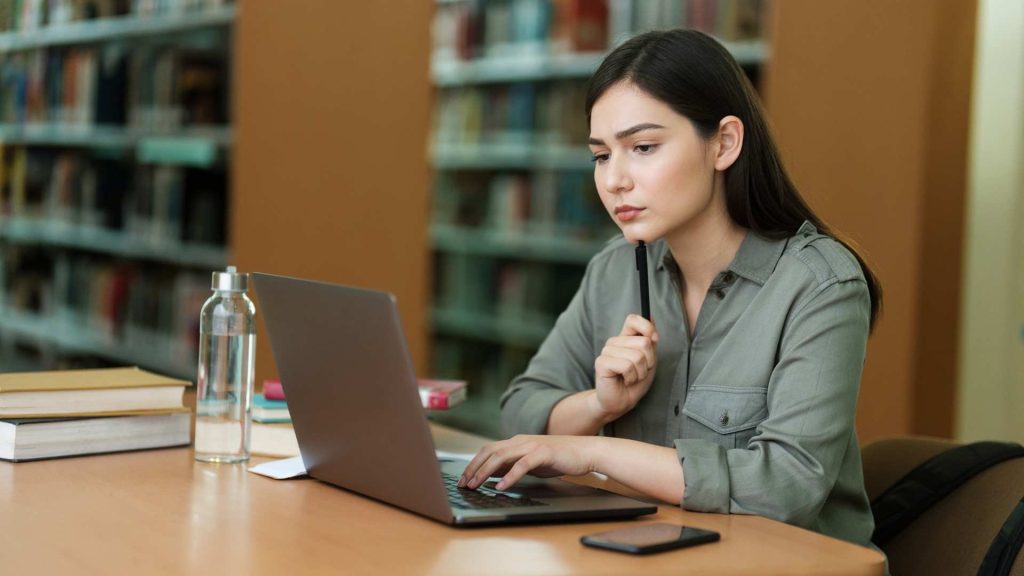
[251,390,299,458]
[0,367,191,462]
[253,380,290,423]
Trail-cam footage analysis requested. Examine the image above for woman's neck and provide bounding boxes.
[665,207,747,296]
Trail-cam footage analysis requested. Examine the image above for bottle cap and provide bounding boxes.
[212,266,249,292]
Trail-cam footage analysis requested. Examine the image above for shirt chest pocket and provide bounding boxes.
[680,386,768,450]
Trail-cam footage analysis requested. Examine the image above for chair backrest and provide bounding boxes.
[861,437,1024,576]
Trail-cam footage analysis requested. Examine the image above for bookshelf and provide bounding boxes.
[433,141,594,170]
[432,223,604,264]
[0,4,234,51]
[0,218,226,268]
[432,306,551,348]
[0,305,190,379]
[0,0,234,380]
[427,0,767,437]
[431,40,765,87]
[0,124,231,167]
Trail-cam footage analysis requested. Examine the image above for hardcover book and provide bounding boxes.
[262,379,285,401]
[252,393,290,423]
[418,379,467,410]
[0,410,191,462]
[0,367,188,418]
[251,421,299,458]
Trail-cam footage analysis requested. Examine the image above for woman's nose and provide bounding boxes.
[603,156,633,194]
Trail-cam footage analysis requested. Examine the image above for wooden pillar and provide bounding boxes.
[232,2,434,386]
[763,0,977,442]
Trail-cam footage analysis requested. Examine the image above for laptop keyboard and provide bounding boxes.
[442,473,547,510]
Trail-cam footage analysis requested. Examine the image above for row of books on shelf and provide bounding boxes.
[434,170,613,235]
[0,0,230,33]
[0,42,228,130]
[132,0,228,18]
[434,81,588,147]
[1,147,227,246]
[432,0,764,60]
[435,253,584,320]
[1,245,209,356]
[621,0,763,42]
[433,0,607,59]
[127,165,225,246]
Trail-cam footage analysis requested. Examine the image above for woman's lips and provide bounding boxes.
[615,207,643,222]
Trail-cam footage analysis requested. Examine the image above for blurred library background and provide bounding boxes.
[1,0,1021,445]
[0,0,231,380]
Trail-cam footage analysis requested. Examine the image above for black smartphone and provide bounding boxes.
[580,523,720,555]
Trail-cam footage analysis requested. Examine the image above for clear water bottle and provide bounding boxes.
[194,266,256,463]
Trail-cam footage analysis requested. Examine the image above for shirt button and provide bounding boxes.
[715,289,726,299]
[722,272,736,284]
[719,411,730,426]
[674,404,680,416]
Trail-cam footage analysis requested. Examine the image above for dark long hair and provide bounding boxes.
[585,29,882,329]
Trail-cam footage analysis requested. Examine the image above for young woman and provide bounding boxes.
[458,29,883,548]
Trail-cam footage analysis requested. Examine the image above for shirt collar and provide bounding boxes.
[655,221,812,286]
[726,229,789,285]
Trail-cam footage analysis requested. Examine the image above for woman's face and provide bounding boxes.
[588,81,722,244]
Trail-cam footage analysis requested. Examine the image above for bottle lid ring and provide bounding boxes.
[212,266,249,292]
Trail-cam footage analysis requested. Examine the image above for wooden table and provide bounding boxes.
[0,424,886,575]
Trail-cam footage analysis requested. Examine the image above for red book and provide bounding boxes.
[418,379,467,410]
[263,379,285,401]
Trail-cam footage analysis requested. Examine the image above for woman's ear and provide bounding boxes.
[714,115,744,171]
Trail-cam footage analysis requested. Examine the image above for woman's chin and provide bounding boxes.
[620,227,655,245]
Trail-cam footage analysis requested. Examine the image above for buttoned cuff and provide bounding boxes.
[501,388,577,436]
[674,438,731,513]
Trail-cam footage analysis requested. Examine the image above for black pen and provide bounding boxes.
[635,240,650,321]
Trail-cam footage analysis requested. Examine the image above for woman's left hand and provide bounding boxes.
[459,435,599,491]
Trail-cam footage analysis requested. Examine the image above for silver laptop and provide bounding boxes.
[253,272,657,525]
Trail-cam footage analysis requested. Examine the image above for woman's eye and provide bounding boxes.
[634,144,658,154]
[591,153,609,164]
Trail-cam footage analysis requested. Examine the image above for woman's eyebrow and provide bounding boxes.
[588,123,666,146]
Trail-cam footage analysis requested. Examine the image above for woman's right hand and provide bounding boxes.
[593,314,659,420]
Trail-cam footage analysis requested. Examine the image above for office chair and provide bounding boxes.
[862,436,1024,576]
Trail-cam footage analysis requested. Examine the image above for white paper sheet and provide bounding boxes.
[248,449,477,481]
[248,455,307,479]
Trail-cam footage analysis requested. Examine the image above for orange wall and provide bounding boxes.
[764,0,976,441]
[231,1,434,387]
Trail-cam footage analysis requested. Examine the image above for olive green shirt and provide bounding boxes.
[500,221,875,548]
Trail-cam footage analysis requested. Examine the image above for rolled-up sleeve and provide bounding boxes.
[500,262,598,437]
[675,276,871,527]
